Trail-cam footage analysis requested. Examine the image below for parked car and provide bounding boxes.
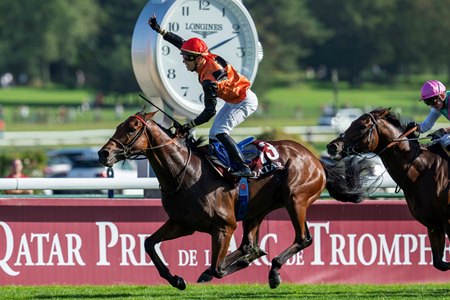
[330,108,363,133]
[58,157,139,195]
[318,109,336,126]
[44,147,99,177]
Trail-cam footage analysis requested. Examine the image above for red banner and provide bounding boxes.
[0,198,448,285]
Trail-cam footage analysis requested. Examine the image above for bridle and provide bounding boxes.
[340,112,421,193]
[109,113,191,194]
[343,112,419,156]
[339,113,379,156]
[108,114,178,159]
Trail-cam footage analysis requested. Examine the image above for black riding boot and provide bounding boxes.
[216,133,253,177]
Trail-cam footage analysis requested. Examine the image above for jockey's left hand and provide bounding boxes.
[427,128,446,141]
[148,14,162,33]
[405,121,420,137]
[178,121,195,134]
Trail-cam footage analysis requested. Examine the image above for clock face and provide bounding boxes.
[155,0,259,117]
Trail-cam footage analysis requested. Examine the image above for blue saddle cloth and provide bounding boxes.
[209,136,256,170]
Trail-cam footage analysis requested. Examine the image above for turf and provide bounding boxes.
[1,283,450,300]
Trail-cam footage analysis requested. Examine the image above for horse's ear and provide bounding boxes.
[144,111,157,121]
[379,108,390,118]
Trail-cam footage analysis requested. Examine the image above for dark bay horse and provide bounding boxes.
[98,111,365,289]
[327,107,450,272]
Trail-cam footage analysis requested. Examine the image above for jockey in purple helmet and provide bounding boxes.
[407,80,450,147]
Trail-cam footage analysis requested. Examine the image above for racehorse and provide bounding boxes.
[327,107,450,272]
[98,111,367,290]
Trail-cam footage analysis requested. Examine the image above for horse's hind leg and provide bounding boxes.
[222,216,268,275]
[144,219,195,290]
[429,224,450,271]
[268,201,313,289]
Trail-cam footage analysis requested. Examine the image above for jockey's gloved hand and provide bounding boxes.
[405,121,420,138]
[405,121,420,135]
[148,14,166,35]
[427,128,446,141]
[178,121,195,134]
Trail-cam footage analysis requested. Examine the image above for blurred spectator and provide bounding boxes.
[0,72,13,88]
[115,103,124,119]
[5,158,33,195]
[76,69,85,88]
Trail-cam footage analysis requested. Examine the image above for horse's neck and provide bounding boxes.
[377,122,420,176]
[378,130,421,179]
[145,129,193,189]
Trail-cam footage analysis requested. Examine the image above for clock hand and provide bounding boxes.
[209,35,239,52]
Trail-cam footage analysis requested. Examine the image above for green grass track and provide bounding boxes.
[1,283,450,300]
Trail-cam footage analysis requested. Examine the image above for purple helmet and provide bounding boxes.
[420,80,446,100]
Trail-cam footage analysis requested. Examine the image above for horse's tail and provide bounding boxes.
[320,158,372,203]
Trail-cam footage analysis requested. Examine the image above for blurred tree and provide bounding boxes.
[306,0,397,85]
[246,0,329,95]
[81,0,143,94]
[388,0,450,82]
[0,0,100,86]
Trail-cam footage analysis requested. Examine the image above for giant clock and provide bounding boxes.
[132,0,263,119]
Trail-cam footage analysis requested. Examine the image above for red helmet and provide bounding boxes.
[180,38,209,56]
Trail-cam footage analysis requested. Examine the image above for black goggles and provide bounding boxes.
[182,54,198,62]
[423,97,438,106]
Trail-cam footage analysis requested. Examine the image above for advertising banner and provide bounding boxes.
[0,198,448,285]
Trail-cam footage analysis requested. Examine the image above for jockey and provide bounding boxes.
[408,80,450,149]
[148,14,257,177]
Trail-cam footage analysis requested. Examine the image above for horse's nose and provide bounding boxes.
[98,149,110,164]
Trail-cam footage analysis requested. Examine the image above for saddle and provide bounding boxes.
[200,137,285,180]
[427,141,450,158]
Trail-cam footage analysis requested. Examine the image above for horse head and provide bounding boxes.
[327,108,396,159]
[98,111,162,167]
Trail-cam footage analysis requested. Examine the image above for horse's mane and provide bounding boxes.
[153,121,206,149]
[372,107,405,131]
[373,107,421,143]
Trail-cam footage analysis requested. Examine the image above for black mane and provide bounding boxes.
[374,107,405,131]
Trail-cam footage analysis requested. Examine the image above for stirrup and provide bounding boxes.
[231,165,253,177]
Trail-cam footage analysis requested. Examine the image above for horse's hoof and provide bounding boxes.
[172,275,186,290]
[433,261,450,271]
[268,270,281,289]
[197,271,214,283]
[236,258,250,268]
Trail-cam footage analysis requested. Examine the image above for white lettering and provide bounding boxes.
[178,250,198,266]
[378,234,401,265]
[15,234,33,266]
[357,234,377,266]
[310,222,329,265]
[0,222,19,276]
[120,234,138,266]
[403,234,418,265]
[66,234,85,266]
[96,222,119,266]
[47,234,64,266]
[31,233,49,265]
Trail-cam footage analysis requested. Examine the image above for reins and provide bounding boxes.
[130,113,192,194]
[366,115,423,193]
[376,125,421,156]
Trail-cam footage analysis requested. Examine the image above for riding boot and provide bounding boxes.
[216,133,253,177]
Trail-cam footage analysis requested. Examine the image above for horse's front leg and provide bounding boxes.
[197,224,236,283]
[144,219,195,290]
[429,226,450,271]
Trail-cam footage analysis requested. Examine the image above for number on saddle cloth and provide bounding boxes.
[209,137,284,178]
